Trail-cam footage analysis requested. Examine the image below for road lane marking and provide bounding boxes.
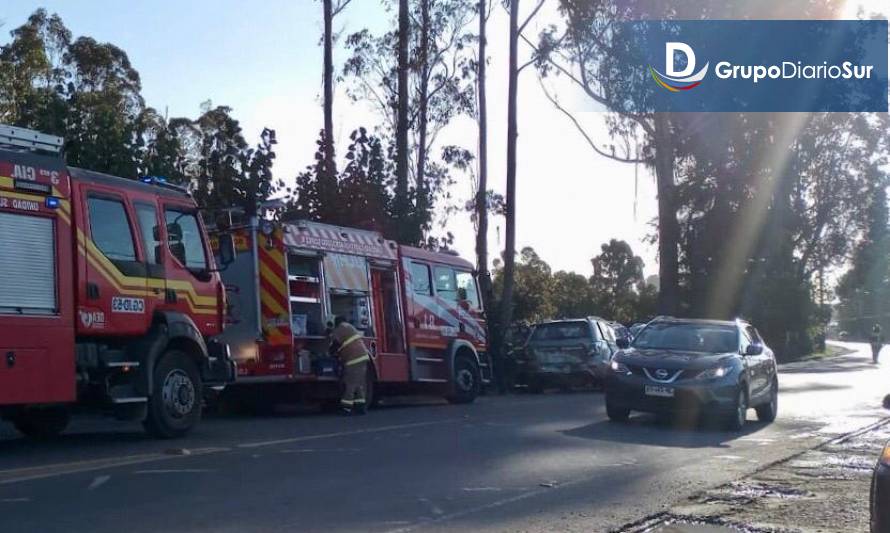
[279,448,361,453]
[237,419,462,449]
[384,477,592,533]
[87,475,110,490]
[417,497,444,516]
[0,447,226,486]
[0,498,30,503]
[133,469,215,474]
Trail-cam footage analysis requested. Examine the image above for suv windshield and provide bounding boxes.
[530,322,589,341]
[632,323,739,353]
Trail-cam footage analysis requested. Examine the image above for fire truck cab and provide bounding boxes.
[0,125,235,438]
[215,218,490,407]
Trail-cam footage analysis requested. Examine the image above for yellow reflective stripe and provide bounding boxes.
[345,354,370,366]
[76,230,217,316]
[340,399,354,405]
[77,230,217,310]
[0,187,70,224]
[0,176,12,188]
[339,334,363,350]
[352,398,366,404]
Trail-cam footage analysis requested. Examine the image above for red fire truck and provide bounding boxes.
[214,218,490,406]
[0,125,235,438]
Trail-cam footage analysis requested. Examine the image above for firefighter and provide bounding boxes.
[328,316,371,415]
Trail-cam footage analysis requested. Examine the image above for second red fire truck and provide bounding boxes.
[215,217,490,407]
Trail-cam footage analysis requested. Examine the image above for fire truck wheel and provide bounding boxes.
[144,350,203,439]
[446,356,480,404]
[12,406,70,439]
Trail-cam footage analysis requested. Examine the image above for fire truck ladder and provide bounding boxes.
[0,124,64,154]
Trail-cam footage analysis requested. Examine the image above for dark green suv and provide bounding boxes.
[516,318,619,392]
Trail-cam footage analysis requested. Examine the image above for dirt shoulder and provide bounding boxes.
[616,418,890,533]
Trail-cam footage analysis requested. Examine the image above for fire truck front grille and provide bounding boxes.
[0,211,57,314]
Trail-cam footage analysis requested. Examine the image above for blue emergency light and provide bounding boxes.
[140,176,169,185]
[45,196,61,209]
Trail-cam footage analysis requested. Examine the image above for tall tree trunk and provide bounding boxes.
[415,0,431,236]
[395,0,411,240]
[322,0,336,179]
[653,112,680,315]
[475,0,491,305]
[501,0,519,333]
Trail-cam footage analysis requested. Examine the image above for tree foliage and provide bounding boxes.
[490,241,655,325]
[836,184,890,339]
[538,0,883,357]
[0,9,279,217]
[341,0,476,244]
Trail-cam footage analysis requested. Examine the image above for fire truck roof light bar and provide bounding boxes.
[0,124,64,154]
[139,175,191,195]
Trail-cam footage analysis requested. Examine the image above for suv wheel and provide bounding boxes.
[725,388,748,431]
[756,378,778,423]
[606,397,630,422]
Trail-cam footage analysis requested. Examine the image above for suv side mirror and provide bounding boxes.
[616,337,630,349]
[218,233,236,267]
[745,344,763,356]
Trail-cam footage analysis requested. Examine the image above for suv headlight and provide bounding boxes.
[694,366,733,380]
[611,360,632,375]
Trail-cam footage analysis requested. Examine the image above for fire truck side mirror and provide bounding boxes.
[218,233,236,267]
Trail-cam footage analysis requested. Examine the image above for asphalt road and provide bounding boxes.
[0,341,887,533]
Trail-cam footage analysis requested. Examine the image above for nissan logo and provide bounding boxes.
[655,368,669,379]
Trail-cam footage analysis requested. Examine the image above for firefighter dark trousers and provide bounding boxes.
[342,359,368,412]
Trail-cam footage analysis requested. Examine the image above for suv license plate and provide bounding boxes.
[645,385,675,398]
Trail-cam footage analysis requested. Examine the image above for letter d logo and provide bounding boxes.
[649,42,709,92]
[666,42,696,77]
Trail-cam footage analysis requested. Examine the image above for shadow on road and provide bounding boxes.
[560,416,766,449]
[0,428,153,469]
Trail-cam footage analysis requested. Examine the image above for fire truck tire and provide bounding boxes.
[143,350,203,439]
[446,355,480,404]
[12,407,70,439]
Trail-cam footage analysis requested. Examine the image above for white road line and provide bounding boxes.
[87,475,110,490]
[461,487,502,492]
[0,448,226,486]
[133,469,215,474]
[279,448,361,454]
[0,498,30,503]
[237,419,462,449]
[417,497,444,516]
[384,477,591,533]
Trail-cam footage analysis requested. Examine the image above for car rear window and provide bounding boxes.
[633,323,738,353]
[531,322,589,341]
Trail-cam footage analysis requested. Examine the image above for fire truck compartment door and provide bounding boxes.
[323,253,369,291]
[0,212,56,314]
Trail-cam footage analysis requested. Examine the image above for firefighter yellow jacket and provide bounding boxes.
[330,322,370,365]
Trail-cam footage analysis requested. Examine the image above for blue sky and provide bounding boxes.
[2,1,664,276]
